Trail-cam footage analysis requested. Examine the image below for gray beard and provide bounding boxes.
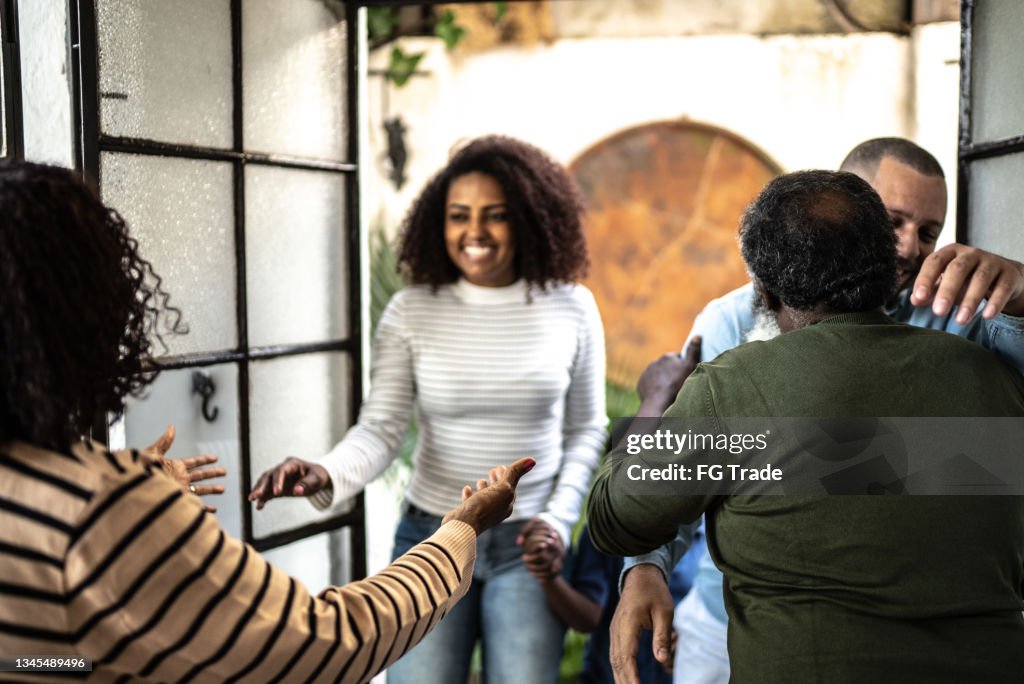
[745,308,782,343]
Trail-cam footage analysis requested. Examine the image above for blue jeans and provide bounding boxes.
[386,503,566,684]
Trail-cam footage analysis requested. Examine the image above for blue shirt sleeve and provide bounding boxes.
[887,288,1024,375]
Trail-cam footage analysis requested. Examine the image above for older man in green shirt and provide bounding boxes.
[588,169,1024,683]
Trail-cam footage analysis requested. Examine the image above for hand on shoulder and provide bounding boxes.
[911,243,1024,322]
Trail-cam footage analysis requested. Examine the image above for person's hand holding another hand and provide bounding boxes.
[516,518,565,581]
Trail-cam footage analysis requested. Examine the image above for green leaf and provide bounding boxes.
[434,9,467,50]
[387,46,424,87]
[367,7,400,40]
[494,1,508,22]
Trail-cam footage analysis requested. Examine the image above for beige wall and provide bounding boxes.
[367,26,960,242]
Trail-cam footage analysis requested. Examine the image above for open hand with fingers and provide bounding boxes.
[247,456,330,510]
[911,243,1024,322]
[145,425,227,513]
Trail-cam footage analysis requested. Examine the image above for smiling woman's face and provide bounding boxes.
[444,172,517,288]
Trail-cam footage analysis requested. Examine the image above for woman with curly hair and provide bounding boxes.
[0,160,531,682]
[250,136,608,683]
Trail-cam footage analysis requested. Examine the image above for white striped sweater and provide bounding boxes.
[314,278,608,546]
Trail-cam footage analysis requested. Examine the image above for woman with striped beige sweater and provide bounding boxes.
[0,160,531,683]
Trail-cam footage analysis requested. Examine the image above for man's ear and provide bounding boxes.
[753,280,782,313]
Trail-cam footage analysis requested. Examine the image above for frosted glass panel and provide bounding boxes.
[249,353,353,539]
[97,0,232,147]
[970,2,1024,143]
[101,152,236,356]
[123,364,243,539]
[967,154,1024,263]
[243,0,347,160]
[262,532,338,594]
[246,166,348,346]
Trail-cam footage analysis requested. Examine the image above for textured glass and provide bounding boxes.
[971,2,1024,143]
[243,0,347,160]
[967,154,1024,262]
[246,166,348,347]
[262,533,334,593]
[97,0,232,147]
[123,364,243,539]
[249,353,353,539]
[101,152,236,356]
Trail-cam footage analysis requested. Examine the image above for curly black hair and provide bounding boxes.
[397,135,589,288]
[0,161,184,449]
[739,170,898,313]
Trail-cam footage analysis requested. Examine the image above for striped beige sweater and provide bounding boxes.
[0,439,475,683]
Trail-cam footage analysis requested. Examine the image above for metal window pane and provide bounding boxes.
[97,0,232,148]
[242,0,347,160]
[1,31,6,158]
[245,166,349,347]
[101,152,237,356]
[123,364,243,539]
[966,154,1024,262]
[249,352,353,540]
[970,2,1024,143]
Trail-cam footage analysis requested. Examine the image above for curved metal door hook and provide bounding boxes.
[191,371,220,423]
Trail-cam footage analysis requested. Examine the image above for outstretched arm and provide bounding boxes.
[249,294,417,511]
[71,454,533,683]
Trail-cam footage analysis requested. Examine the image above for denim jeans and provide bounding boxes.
[386,503,565,684]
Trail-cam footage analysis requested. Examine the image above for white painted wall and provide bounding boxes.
[912,21,962,247]
[366,30,958,240]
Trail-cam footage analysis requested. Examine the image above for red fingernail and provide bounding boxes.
[524,459,536,470]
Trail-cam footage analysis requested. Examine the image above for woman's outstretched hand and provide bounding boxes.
[146,425,227,513]
[248,457,330,510]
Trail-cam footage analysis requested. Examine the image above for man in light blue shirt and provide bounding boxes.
[611,138,1024,684]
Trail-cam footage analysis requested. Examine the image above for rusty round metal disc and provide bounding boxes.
[570,120,782,388]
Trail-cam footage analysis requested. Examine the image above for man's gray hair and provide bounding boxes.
[739,170,898,313]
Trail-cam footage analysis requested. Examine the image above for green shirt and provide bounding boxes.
[588,312,1024,682]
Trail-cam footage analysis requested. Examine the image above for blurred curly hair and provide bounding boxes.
[397,135,589,288]
[0,161,185,449]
